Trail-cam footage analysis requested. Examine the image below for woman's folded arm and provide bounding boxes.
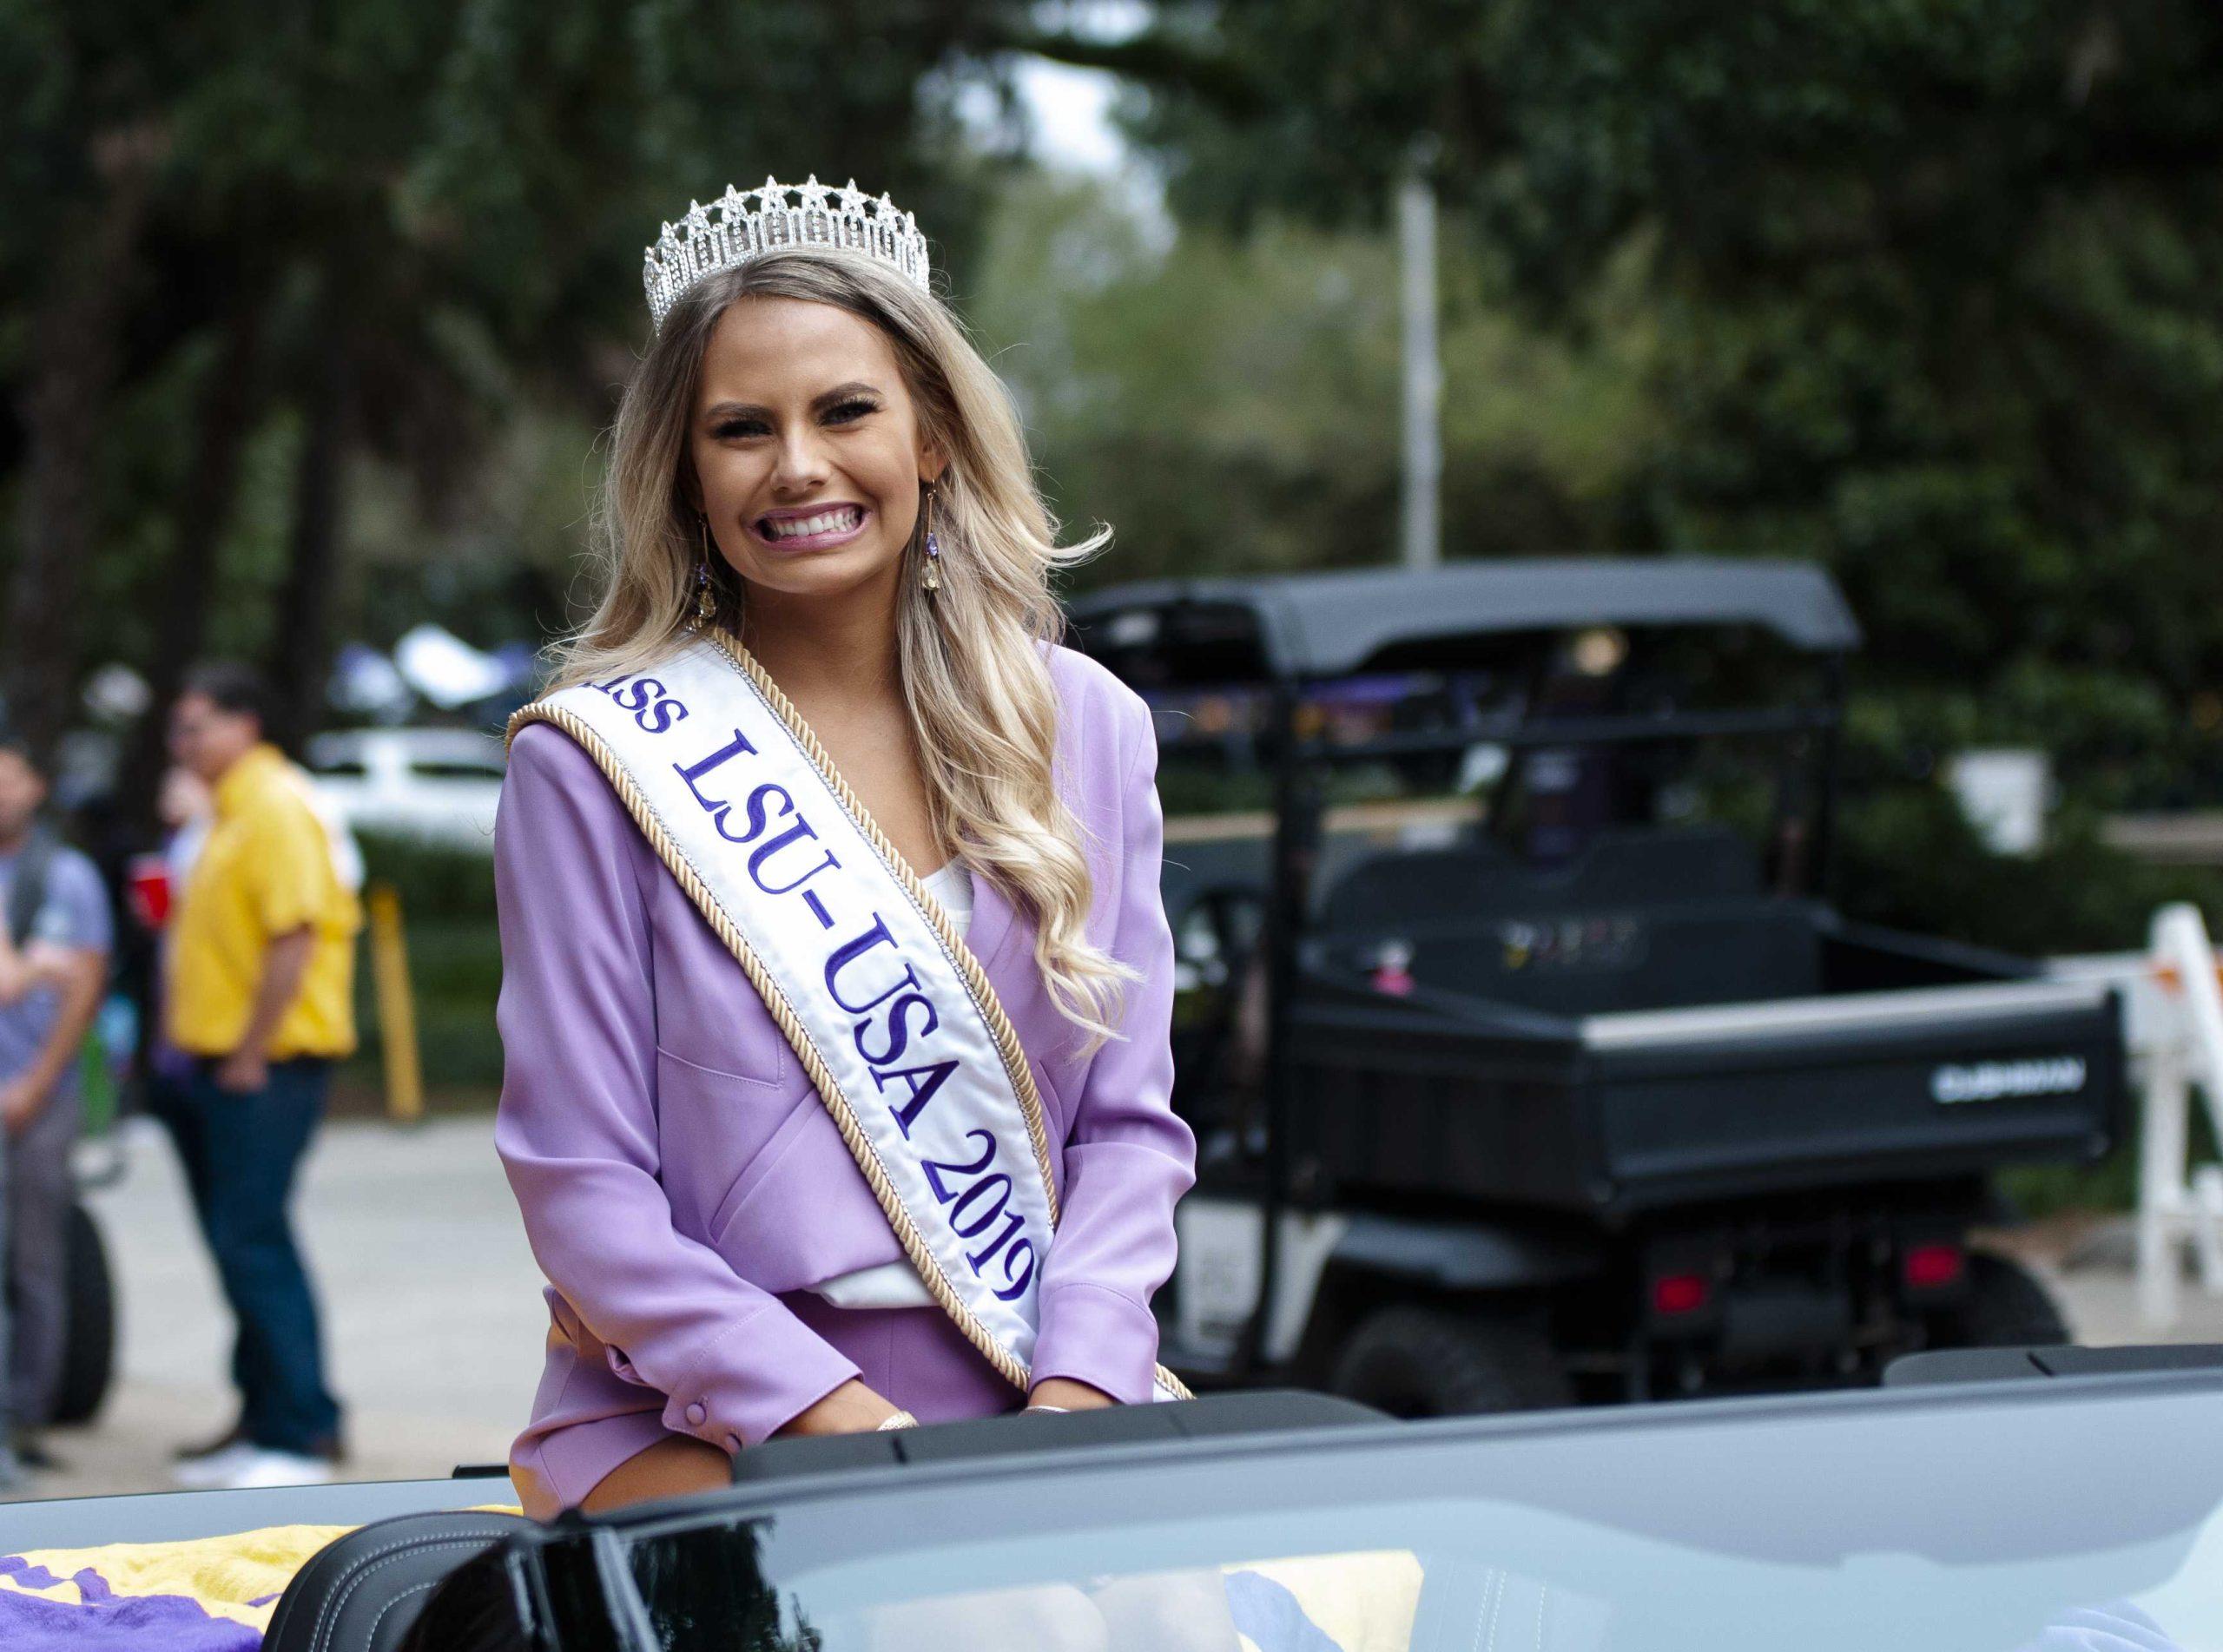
[496,724,860,1448]
[1029,689,1198,1403]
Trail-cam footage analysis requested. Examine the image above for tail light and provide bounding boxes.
[1903,1242,1965,1291]
[1651,1272,1711,1316]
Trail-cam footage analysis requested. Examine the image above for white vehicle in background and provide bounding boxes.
[305,728,505,852]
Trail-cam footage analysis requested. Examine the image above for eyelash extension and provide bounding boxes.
[712,398,878,440]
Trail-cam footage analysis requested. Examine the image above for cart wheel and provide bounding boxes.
[1937,1253,2070,1349]
[49,1202,116,1426]
[1330,1304,1572,1418]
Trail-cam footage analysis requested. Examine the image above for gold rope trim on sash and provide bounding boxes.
[507,647,1191,1405]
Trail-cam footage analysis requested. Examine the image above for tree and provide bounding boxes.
[965,171,1652,586]
[1065,1,2223,807]
[2,0,1038,791]
[0,0,185,764]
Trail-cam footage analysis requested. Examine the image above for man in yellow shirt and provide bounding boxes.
[161,662,360,1490]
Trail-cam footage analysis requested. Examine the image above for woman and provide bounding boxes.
[496,178,1197,1518]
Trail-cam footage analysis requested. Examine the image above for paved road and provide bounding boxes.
[3,1116,547,1504]
[4,1116,2221,1507]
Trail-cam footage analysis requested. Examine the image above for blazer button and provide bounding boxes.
[685,1401,707,1426]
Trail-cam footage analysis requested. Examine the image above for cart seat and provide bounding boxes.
[1317,826,1761,934]
[1317,828,1820,1017]
[1395,904,1826,1017]
[1318,840,1519,931]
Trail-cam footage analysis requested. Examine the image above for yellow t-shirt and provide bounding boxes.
[167,745,361,1060]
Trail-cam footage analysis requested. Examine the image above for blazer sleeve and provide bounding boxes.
[493,723,861,1451]
[1028,690,1198,1403]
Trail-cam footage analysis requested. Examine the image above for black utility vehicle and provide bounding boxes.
[1068,560,2126,1412]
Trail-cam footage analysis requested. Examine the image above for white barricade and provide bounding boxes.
[2052,904,2223,1326]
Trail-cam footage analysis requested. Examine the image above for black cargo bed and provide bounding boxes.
[1286,958,2123,1220]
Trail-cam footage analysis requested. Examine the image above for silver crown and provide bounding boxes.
[642,175,931,329]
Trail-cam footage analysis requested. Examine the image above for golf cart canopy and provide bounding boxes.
[1066,558,1863,683]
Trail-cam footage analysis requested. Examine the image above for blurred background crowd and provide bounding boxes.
[2,0,2222,1494]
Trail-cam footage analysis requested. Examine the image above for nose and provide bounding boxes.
[769,424,832,497]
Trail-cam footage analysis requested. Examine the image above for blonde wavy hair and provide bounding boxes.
[550,248,1136,1054]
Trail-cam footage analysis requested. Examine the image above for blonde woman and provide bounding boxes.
[495,180,1197,1518]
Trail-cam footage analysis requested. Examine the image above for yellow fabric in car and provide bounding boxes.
[1222,1548,1424,1652]
[0,1507,524,1648]
[0,1521,354,1641]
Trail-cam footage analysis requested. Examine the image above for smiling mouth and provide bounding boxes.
[756,504,866,543]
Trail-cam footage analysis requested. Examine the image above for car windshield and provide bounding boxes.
[555,1382,2223,1651]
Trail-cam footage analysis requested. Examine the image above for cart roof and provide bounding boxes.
[1066,558,1861,679]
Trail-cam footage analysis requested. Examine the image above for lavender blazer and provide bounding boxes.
[493,643,1196,1512]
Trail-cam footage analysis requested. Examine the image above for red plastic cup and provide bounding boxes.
[127,854,171,929]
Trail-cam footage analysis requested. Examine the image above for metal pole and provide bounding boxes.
[368,883,425,1124]
[1398,165,1442,569]
[1237,679,1317,1379]
[1811,655,1850,900]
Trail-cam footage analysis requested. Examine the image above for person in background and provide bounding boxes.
[162,662,360,1490]
[158,766,214,893]
[0,729,112,1477]
[135,766,213,1097]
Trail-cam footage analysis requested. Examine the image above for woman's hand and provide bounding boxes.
[584,1380,902,1512]
[1026,1378,1116,1412]
[774,1378,907,1438]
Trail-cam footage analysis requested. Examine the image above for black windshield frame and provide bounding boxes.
[506,1370,2223,1652]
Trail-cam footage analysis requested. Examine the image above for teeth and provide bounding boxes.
[765,506,861,539]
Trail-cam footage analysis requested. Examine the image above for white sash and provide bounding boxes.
[510,632,1185,1404]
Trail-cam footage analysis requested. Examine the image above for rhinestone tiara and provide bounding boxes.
[642,174,931,330]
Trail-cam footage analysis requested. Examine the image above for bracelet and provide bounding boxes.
[1024,1404,1071,1414]
[877,1409,920,1431]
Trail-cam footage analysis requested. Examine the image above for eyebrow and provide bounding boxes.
[702,381,885,421]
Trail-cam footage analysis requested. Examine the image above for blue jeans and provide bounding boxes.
[158,1059,341,1455]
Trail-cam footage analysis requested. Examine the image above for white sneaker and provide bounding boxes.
[174,1440,259,1489]
[211,1447,338,1490]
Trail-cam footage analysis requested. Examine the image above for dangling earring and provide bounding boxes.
[920,480,943,594]
[695,513,717,624]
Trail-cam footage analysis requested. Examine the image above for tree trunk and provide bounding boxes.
[266,332,353,755]
[5,162,159,767]
[117,303,268,821]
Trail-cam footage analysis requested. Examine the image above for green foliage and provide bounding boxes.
[1116,0,2223,812]
[1834,782,2223,956]
[0,0,1023,716]
[357,829,498,919]
[966,174,1655,588]
[342,912,505,1099]
[343,832,502,1099]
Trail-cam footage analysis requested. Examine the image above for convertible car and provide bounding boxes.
[2,1353,2219,1650]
